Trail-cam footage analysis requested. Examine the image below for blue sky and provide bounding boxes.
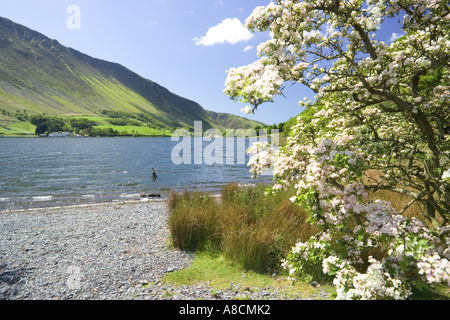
[0,0,402,125]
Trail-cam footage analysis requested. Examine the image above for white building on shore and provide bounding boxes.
[47,132,73,138]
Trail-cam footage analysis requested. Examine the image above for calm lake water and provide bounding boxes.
[0,137,273,211]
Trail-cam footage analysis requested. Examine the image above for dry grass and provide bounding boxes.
[168,183,318,273]
[363,169,425,222]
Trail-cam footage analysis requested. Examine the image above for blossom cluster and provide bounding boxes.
[225,60,285,107]
[247,141,279,177]
[418,254,450,286]
[326,256,413,300]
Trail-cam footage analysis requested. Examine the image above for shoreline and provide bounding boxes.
[0,187,232,215]
[0,197,168,215]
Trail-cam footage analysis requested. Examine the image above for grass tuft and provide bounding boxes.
[169,183,318,273]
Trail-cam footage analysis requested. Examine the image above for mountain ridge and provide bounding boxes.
[0,16,265,135]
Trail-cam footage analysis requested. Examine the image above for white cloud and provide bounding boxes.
[243,45,253,52]
[389,32,404,42]
[194,18,253,46]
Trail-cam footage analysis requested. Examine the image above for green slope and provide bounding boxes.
[0,16,265,136]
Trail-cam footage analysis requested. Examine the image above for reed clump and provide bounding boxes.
[168,183,317,273]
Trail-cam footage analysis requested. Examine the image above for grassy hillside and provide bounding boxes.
[0,17,264,136]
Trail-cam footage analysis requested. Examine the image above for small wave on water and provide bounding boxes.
[0,192,163,212]
[32,196,53,202]
[119,193,142,199]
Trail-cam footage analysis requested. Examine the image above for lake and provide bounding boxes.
[0,137,273,211]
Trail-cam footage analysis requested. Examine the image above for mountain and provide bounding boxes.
[0,17,265,136]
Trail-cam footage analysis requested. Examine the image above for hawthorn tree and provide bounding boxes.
[225,0,449,299]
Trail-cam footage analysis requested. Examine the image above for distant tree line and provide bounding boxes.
[89,127,120,137]
[253,121,288,136]
[26,113,154,137]
[69,118,96,134]
[2,108,170,136]
[100,110,169,130]
[30,115,66,135]
[28,114,98,135]
[28,114,122,137]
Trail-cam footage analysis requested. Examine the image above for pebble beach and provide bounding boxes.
[0,199,330,300]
